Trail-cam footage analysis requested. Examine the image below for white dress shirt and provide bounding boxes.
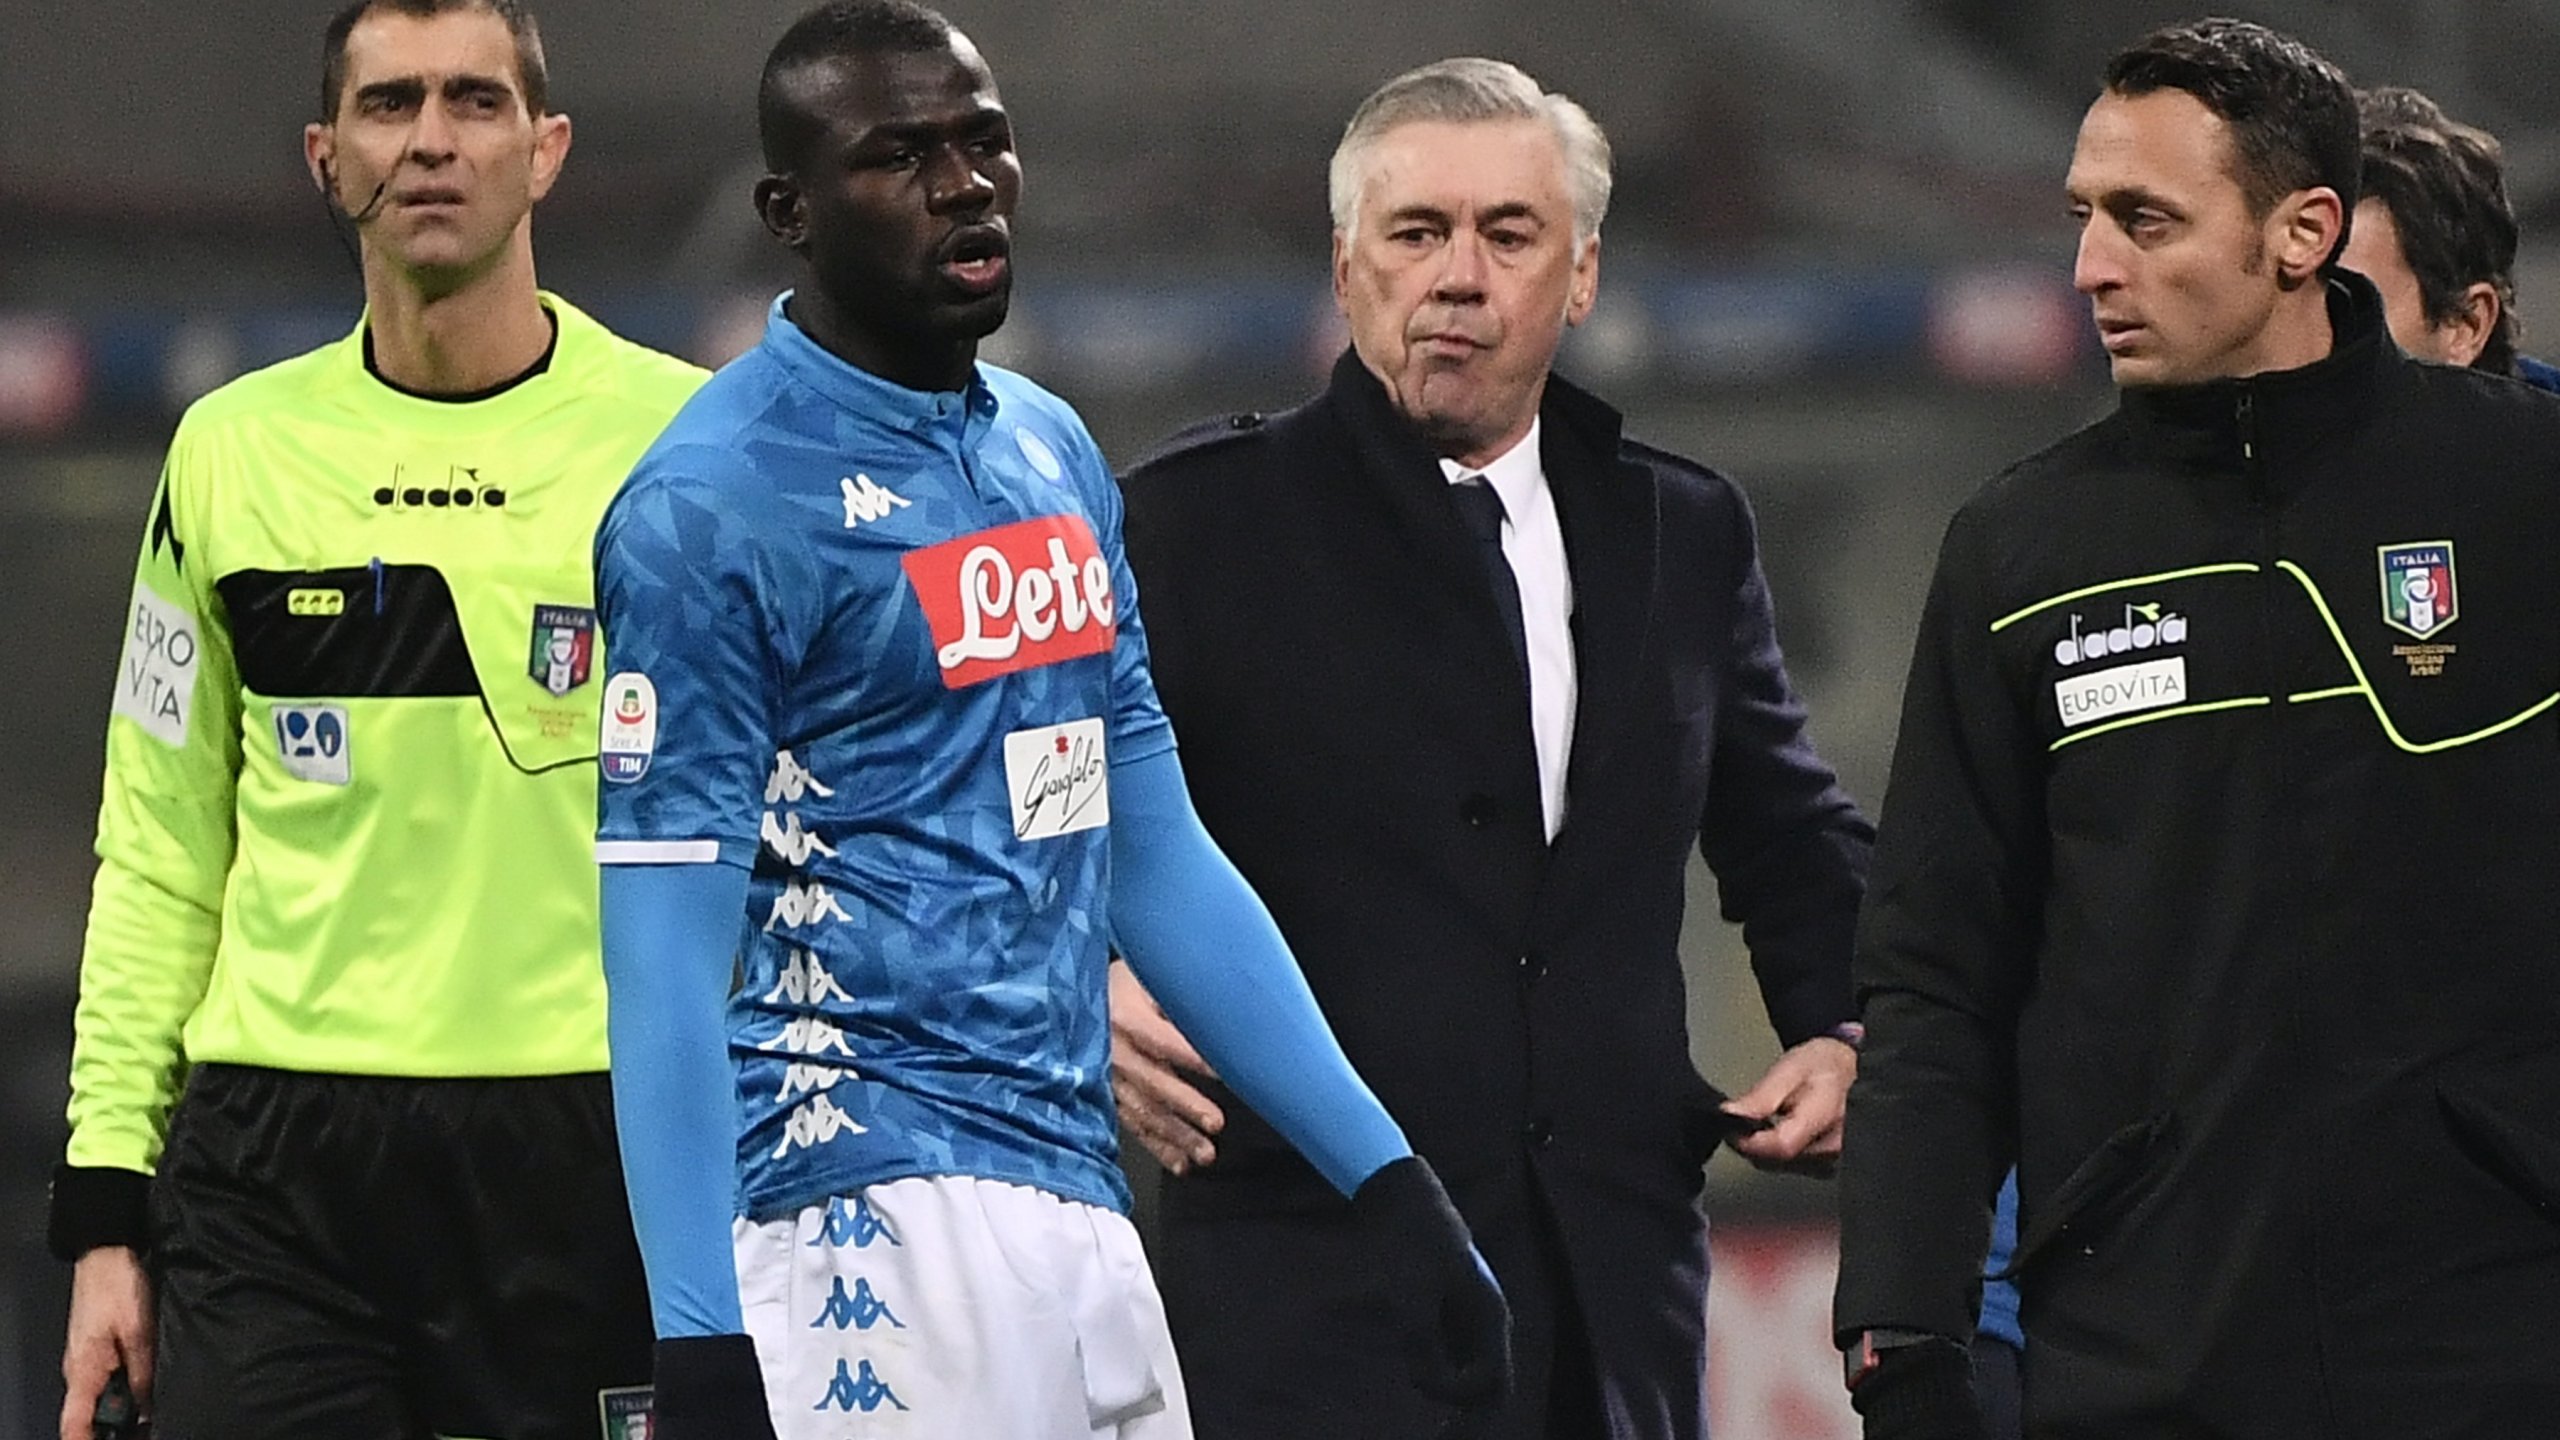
[1442,417,1577,840]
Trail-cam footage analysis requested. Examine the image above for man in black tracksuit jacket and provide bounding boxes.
[1836,20,2560,1440]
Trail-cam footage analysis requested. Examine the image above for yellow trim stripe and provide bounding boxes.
[2286,684,2364,704]
[1991,563,2262,634]
[2277,560,2560,754]
[2050,696,2270,752]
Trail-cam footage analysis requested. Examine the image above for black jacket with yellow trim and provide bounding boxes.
[1838,272,2560,1438]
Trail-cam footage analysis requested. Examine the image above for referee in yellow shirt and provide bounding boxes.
[49,4,702,1437]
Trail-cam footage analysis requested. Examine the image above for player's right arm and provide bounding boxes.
[591,449,796,1440]
[54,424,246,1434]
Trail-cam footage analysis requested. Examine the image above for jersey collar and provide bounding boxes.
[762,291,999,439]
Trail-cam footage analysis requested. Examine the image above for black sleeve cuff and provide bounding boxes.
[47,1164,152,1262]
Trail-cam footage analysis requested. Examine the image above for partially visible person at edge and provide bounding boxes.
[2342,83,2560,391]
[587,5,1511,1438]
[50,3,704,1438]
[1835,17,2560,1440]
[1107,56,1871,1440]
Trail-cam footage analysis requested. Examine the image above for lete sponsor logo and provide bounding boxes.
[900,513,1117,688]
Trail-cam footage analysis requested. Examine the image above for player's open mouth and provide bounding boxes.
[937,226,1011,297]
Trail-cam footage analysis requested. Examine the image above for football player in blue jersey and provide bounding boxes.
[588,4,1513,1437]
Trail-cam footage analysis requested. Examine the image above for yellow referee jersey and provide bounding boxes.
[66,296,706,1176]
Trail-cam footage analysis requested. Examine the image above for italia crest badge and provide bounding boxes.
[2379,542,2458,639]
[529,604,597,696]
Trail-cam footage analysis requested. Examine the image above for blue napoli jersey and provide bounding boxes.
[594,298,1173,1220]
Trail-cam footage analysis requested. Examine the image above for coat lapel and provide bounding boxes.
[1542,377,1660,831]
[1320,351,1538,696]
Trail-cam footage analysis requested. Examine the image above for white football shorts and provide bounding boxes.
[734,1175,1192,1439]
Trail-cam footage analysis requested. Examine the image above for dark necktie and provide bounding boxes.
[1450,476,1528,675]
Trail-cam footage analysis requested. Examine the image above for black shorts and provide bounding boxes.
[148,1064,654,1440]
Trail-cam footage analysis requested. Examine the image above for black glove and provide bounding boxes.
[1846,1334,1985,1440]
[1348,1155,1513,1412]
[651,1334,779,1440]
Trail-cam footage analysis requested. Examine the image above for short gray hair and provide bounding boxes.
[1328,57,1613,254]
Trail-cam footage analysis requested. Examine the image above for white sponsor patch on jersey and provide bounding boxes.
[599,672,657,783]
[1003,718,1109,840]
[2055,656,2188,729]
[271,704,351,785]
[113,581,201,746]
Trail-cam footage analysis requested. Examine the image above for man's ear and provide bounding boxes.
[1565,231,1601,327]
[305,122,337,205]
[2438,280,2502,368]
[526,111,573,202]
[2274,186,2345,287]
[754,173,808,249]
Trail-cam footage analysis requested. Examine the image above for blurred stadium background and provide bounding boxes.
[7,1,2560,1434]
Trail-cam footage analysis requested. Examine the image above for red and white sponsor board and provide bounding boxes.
[1708,1223,1858,1440]
[902,514,1119,688]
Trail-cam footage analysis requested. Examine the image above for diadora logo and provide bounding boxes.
[812,1276,906,1332]
[901,514,1117,689]
[373,464,505,511]
[841,473,913,529]
[810,1194,902,1249]
[817,1359,908,1414]
[2052,602,2187,667]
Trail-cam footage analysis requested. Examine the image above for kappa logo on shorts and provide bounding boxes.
[818,1358,909,1414]
[813,1275,907,1331]
[811,1194,902,1248]
[901,514,1117,688]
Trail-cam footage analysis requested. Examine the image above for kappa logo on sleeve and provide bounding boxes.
[113,581,201,747]
[599,672,657,782]
[900,513,1118,688]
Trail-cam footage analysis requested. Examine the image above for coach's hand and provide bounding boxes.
[60,1245,153,1440]
[1726,1034,1856,1176]
[1847,1336,1985,1440]
[652,1334,779,1440]
[1108,959,1225,1174]
[1350,1156,1513,1411]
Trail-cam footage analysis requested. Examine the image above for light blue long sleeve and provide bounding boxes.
[1107,745,1411,1196]
[600,860,751,1338]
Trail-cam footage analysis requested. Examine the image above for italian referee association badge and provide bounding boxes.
[529,604,597,695]
[2379,542,2458,639]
